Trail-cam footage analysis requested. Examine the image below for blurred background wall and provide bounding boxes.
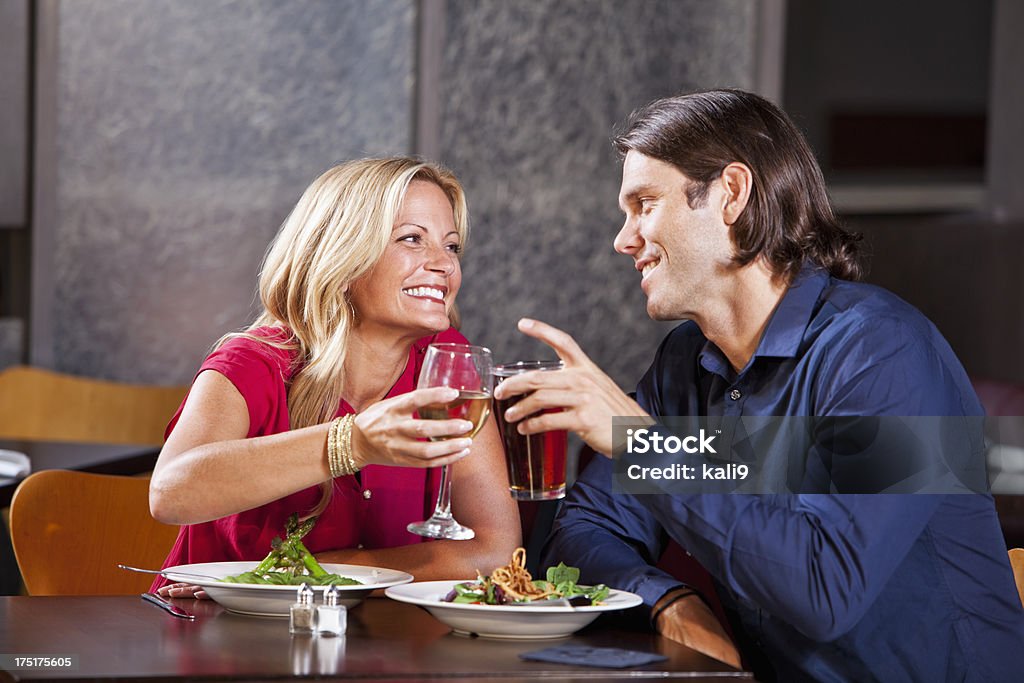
[1,0,1022,390]
[35,0,416,384]
[783,0,1023,384]
[440,0,755,384]
[2,0,761,389]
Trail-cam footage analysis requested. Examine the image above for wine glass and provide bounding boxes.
[407,343,493,540]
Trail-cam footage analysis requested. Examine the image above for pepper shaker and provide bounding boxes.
[316,584,347,636]
[289,583,316,635]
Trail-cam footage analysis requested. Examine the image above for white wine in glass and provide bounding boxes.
[407,343,493,540]
[418,391,491,437]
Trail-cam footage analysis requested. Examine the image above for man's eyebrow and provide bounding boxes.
[618,184,653,210]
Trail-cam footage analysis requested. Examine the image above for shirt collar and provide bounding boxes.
[698,264,829,377]
[754,265,829,359]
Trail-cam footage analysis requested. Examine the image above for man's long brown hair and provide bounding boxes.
[613,89,862,283]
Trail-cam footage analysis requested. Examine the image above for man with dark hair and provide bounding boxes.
[494,89,1023,681]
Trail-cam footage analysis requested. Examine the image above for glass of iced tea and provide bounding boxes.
[493,360,568,501]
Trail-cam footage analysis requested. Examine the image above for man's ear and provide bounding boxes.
[720,162,752,225]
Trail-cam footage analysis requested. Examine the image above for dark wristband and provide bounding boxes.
[650,587,701,627]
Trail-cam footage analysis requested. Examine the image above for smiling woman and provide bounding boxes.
[348,179,463,341]
[147,158,520,599]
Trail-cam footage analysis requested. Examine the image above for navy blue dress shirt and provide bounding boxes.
[544,268,1024,682]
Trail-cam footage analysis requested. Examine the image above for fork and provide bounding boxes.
[118,563,222,582]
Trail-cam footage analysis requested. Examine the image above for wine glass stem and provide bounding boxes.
[433,464,453,518]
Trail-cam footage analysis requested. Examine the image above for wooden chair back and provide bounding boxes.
[0,365,187,446]
[9,470,180,595]
[1010,548,1024,608]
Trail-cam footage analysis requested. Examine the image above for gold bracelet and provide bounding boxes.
[327,416,344,478]
[326,414,360,478]
[338,414,360,476]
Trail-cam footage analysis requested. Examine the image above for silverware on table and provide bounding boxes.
[118,563,221,582]
[507,598,574,608]
[506,595,595,608]
[141,592,196,620]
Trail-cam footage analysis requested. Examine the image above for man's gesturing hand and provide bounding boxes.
[491,318,652,456]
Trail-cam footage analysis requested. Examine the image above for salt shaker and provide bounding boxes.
[289,583,315,635]
[316,585,347,636]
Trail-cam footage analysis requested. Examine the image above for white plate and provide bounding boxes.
[384,580,643,639]
[0,449,30,481]
[163,561,413,617]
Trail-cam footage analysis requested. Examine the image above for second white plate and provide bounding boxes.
[385,580,643,639]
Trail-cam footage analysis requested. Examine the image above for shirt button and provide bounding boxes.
[357,543,364,549]
[362,489,372,500]
[729,389,742,401]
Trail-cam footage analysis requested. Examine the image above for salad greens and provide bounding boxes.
[220,513,362,586]
[444,562,610,606]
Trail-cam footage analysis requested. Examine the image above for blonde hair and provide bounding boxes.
[220,157,469,515]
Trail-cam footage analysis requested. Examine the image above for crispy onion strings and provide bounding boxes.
[490,547,554,602]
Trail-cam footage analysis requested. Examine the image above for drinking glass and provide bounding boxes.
[407,343,493,540]
[493,360,568,500]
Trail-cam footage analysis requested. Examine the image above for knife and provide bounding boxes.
[508,598,574,608]
[141,592,196,620]
[507,595,593,608]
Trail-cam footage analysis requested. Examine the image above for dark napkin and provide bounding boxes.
[519,645,668,669]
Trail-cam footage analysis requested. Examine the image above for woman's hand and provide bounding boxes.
[157,582,209,600]
[350,386,476,468]
[491,319,652,456]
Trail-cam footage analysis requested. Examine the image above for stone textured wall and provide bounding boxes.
[443,0,755,387]
[41,0,755,387]
[48,0,414,383]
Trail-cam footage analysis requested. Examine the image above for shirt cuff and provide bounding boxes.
[633,573,691,610]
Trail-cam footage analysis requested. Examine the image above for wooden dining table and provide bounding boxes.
[0,595,752,681]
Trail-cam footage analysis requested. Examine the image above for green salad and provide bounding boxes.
[442,549,610,605]
[220,513,362,587]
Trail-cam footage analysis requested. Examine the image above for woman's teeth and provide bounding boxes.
[404,286,444,300]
